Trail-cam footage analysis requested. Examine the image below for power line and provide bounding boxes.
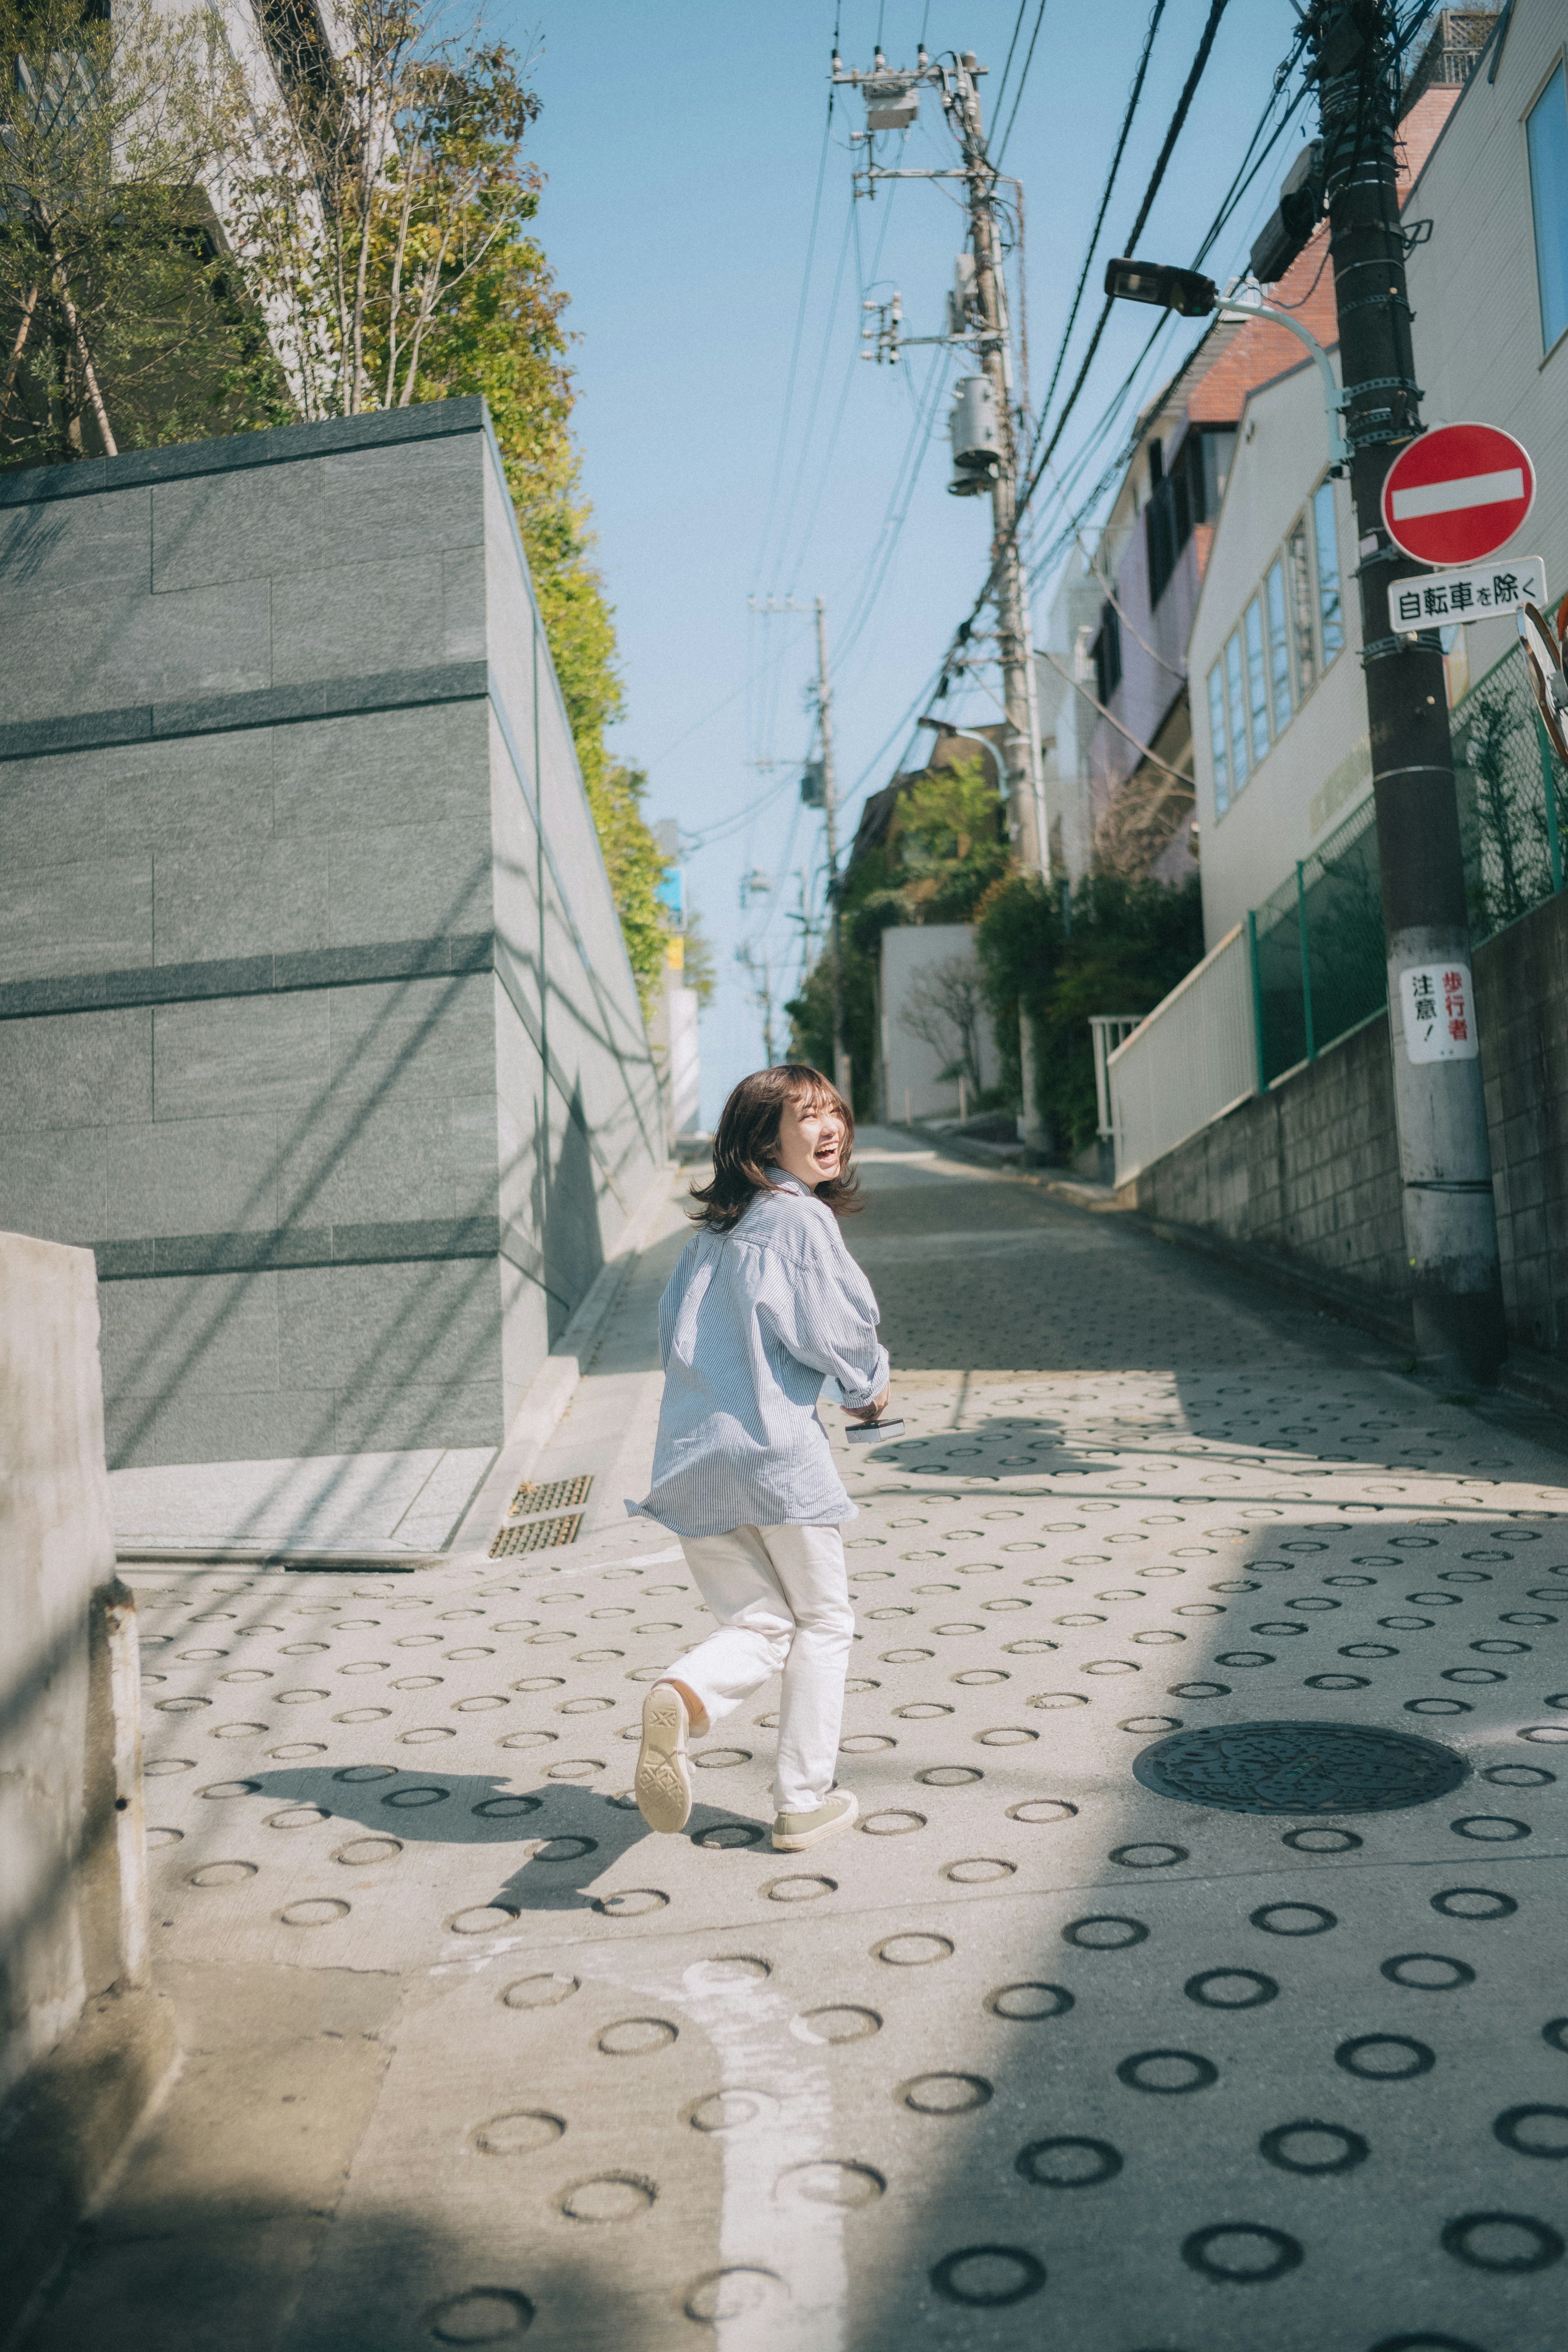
[993,0,1050,165]
[1032,0,1167,431]
[990,0,1031,129]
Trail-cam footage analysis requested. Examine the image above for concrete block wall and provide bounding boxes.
[0,1230,174,2314]
[1128,888,1568,1368]
[0,401,664,1477]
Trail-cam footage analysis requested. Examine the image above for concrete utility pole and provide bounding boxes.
[832,42,1051,1154]
[815,594,852,1100]
[949,52,1051,1160]
[1312,0,1505,1383]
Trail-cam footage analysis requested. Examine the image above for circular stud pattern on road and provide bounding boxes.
[1439,2212,1564,2272]
[986,1981,1074,2020]
[1252,1902,1336,1937]
[681,2268,783,2325]
[1016,2135,1122,2187]
[596,2017,675,2056]
[795,2005,880,2044]
[929,2246,1045,2309]
[1134,1722,1466,1815]
[1064,1914,1149,1950]
[1110,1842,1187,1869]
[900,2073,992,2114]
[423,2287,533,2343]
[1335,2034,1435,2080]
[1380,1953,1475,1991]
[1431,1887,1516,1920]
[1180,2223,1303,2283]
[502,1974,577,2009]
[874,1932,952,1966]
[1492,2105,1568,2158]
[1116,2049,1218,2095]
[1185,1969,1278,2009]
[1258,2119,1369,2174]
[473,2111,563,2156]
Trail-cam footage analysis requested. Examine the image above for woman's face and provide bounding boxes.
[775,1091,845,1190]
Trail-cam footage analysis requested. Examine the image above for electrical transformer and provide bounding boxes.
[948,374,1000,497]
[864,76,918,131]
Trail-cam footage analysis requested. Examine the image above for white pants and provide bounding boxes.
[668,1523,853,1816]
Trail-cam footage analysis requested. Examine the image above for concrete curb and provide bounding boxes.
[450,1163,681,1555]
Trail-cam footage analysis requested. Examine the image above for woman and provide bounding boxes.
[628,1064,890,1852]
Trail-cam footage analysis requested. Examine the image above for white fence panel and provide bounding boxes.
[1107,924,1257,1184]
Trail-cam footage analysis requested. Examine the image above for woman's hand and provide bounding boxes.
[843,1385,891,1423]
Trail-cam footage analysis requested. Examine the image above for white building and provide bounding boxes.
[1191,2,1568,946]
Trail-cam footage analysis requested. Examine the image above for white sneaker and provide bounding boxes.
[635,1684,693,1833]
[772,1789,858,1851]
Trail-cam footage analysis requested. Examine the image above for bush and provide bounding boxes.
[976,871,1203,1156]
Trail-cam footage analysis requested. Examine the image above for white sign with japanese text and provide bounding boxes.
[1399,963,1479,1063]
[1391,556,1546,630]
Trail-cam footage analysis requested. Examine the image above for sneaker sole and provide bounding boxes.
[635,1685,693,1833]
[772,1791,859,1850]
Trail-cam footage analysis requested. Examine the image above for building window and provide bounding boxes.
[1225,630,1250,794]
[1208,664,1230,816]
[1527,61,1568,352]
[1265,557,1293,735]
[1286,519,1317,699]
[1092,602,1122,704]
[1313,479,1343,663]
[1245,596,1270,766]
[1144,428,1234,610]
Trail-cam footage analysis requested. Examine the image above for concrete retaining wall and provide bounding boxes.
[1127,887,1568,1368]
[0,1230,174,2316]
[0,401,665,1484]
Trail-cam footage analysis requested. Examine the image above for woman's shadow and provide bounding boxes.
[251,1764,768,1913]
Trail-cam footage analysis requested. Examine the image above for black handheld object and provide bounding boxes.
[846,1417,905,1445]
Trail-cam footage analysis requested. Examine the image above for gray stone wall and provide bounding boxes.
[0,402,665,1470]
[1128,887,1568,1368]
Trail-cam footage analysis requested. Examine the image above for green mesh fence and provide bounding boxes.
[1246,643,1563,1089]
[1452,642,1564,939]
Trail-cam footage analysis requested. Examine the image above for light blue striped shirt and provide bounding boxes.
[629,1170,889,1539]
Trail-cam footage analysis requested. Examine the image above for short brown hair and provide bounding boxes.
[688,1064,862,1232]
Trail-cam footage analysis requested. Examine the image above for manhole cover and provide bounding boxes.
[1132,1721,1467,1815]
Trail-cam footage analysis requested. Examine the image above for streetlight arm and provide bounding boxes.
[1214,293,1350,470]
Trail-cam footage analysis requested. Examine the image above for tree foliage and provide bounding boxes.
[0,0,290,461]
[975,870,1204,1154]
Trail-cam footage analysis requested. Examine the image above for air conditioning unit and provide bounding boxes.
[948,374,1000,497]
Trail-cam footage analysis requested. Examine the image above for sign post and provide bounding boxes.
[1311,0,1508,1388]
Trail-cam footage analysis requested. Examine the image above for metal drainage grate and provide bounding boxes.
[489,1512,584,1558]
[1131,1721,1468,1816]
[509,1474,593,1518]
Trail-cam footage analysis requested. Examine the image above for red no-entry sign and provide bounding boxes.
[1381,422,1535,567]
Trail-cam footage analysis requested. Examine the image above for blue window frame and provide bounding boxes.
[1245,596,1270,767]
[1313,479,1343,664]
[1225,630,1250,793]
[1266,557,1293,735]
[1528,61,1568,352]
[1208,664,1230,816]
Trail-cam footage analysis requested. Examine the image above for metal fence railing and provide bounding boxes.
[1454,641,1564,938]
[1107,641,1564,1183]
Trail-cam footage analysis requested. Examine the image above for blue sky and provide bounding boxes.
[493,1,1312,1123]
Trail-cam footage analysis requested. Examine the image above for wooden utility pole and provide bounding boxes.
[815,594,852,1100]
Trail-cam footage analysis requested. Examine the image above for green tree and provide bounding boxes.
[976,871,1203,1155]
[0,0,288,462]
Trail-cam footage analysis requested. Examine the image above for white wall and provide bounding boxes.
[880,923,1000,1122]
[1403,3,1568,669]
[1189,360,1363,947]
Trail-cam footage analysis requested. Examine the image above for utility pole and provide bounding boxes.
[748,592,849,1096]
[949,50,1051,1157]
[832,42,1051,1154]
[1310,0,1503,1383]
[815,594,851,1100]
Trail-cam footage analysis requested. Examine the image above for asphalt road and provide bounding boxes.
[28,1134,1568,2352]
